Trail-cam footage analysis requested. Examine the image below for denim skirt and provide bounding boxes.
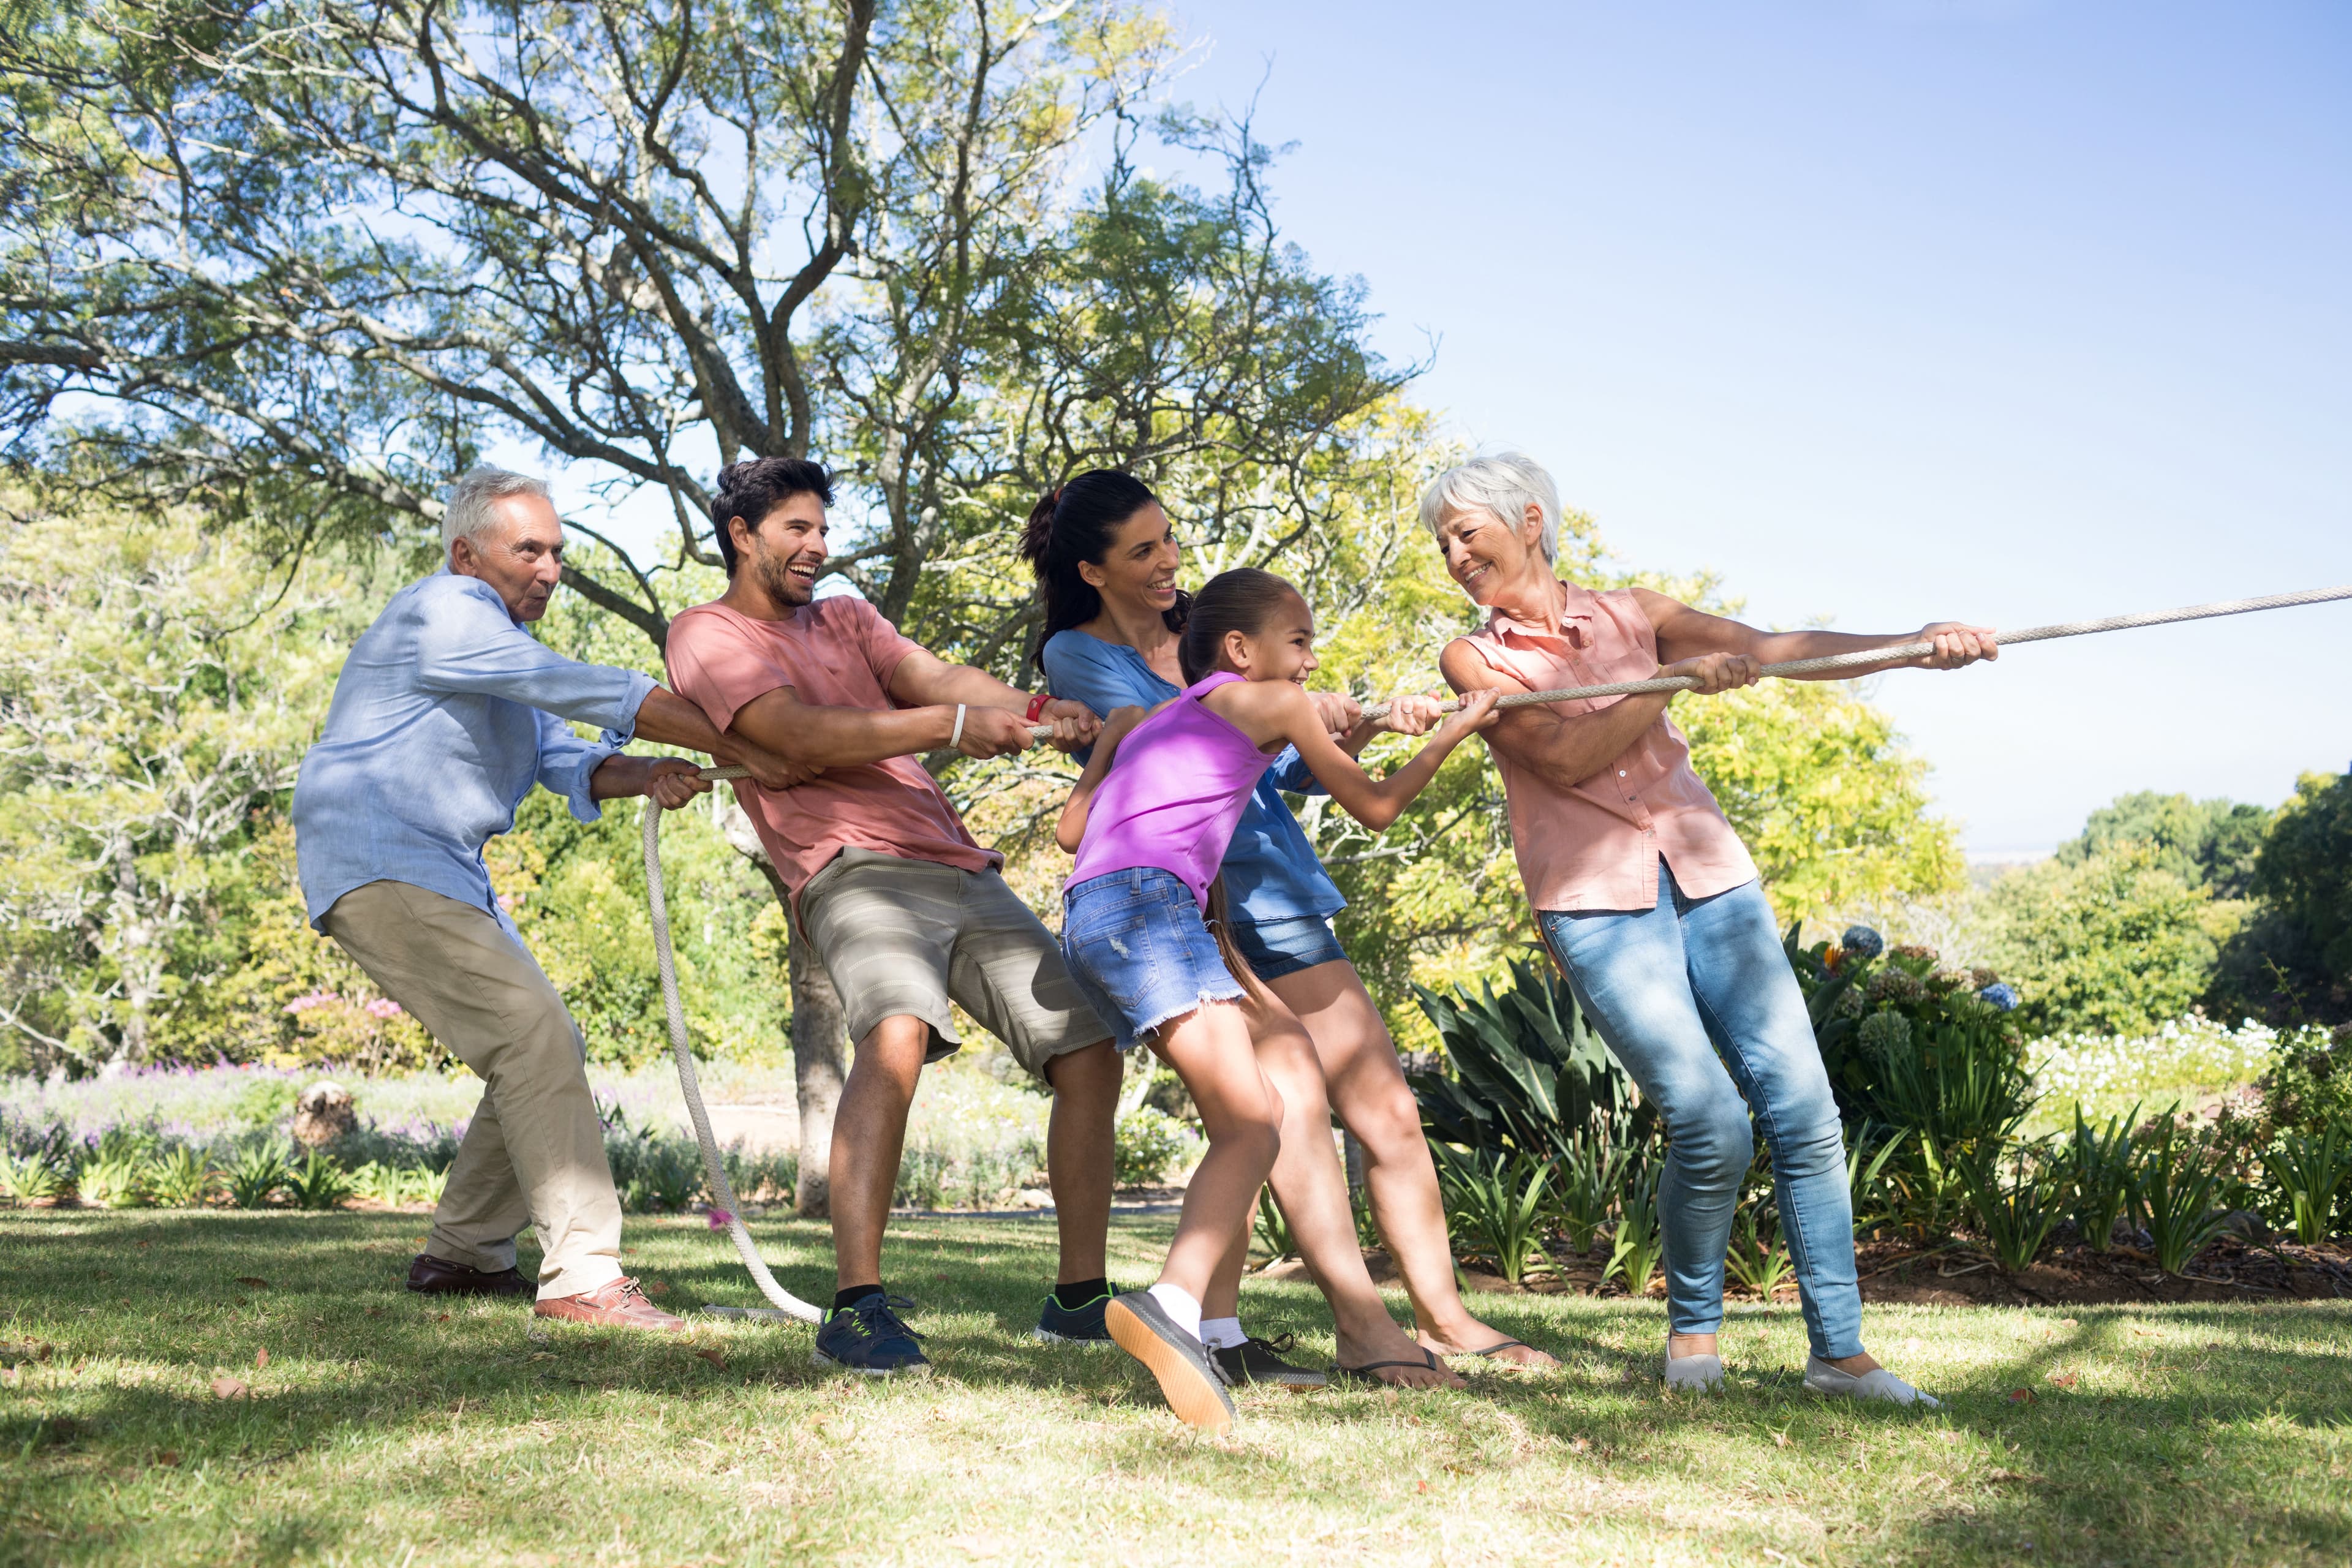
[1060,867,1246,1052]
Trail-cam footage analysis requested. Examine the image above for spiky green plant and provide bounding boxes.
[1434,1146,1550,1286]
[1607,1161,1665,1297]
[224,1141,292,1209]
[2135,1113,2232,1275]
[143,1146,221,1208]
[2261,1124,2351,1246]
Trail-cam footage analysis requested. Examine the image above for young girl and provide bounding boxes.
[1056,567,1499,1431]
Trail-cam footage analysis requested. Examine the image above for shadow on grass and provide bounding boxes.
[6,1211,2350,1567]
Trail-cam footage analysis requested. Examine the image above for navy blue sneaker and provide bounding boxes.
[813,1292,929,1377]
[1034,1287,1118,1344]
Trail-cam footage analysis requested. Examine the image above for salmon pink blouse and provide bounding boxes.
[1452,581,1757,913]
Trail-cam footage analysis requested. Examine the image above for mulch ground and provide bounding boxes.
[1321,1235,2352,1308]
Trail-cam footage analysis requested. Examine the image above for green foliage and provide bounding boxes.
[1724,1162,1795,1298]
[1605,1161,1666,1297]
[1845,1125,1909,1237]
[2133,1114,2233,1275]
[1789,930,2031,1167]
[2062,1106,2141,1253]
[0,493,381,1071]
[2261,1126,2352,1246]
[1111,1107,1191,1188]
[284,1150,356,1210]
[2248,771,2352,995]
[1550,1135,1630,1257]
[222,1140,292,1210]
[1253,1185,1297,1261]
[352,1161,447,1208]
[2255,1025,2352,1141]
[0,1148,66,1205]
[1674,674,1964,924]
[77,1130,157,1208]
[1958,1143,2068,1272]
[1433,1147,1550,1286]
[143,1145,221,1208]
[1409,955,1654,1169]
[1981,844,2219,1035]
[2061,791,2273,899]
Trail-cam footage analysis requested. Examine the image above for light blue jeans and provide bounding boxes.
[1539,864,1863,1360]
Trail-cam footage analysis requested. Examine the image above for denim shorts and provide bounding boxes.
[1060,868,1247,1052]
[1229,913,1349,981]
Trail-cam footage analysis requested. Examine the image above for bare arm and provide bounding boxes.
[628,687,814,789]
[1209,682,1501,832]
[1438,639,1689,795]
[1055,707,1150,853]
[1633,587,1996,676]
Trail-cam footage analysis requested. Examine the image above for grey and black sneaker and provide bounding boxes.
[1104,1291,1237,1433]
[1033,1287,1117,1344]
[813,1291,930,1377]
[1210,1332,1327,1390]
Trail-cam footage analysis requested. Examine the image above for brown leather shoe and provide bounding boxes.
[532,1276,687,1331]
[407,1253,535,1297]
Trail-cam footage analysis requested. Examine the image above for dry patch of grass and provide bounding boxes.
[3,1209,2348,1566]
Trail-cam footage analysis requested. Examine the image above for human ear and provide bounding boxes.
[1223,627,1253,674]
[1076,557,1108,590]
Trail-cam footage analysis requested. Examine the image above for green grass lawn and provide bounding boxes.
[4,1210,2348,1567]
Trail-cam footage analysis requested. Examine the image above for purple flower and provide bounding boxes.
[1978,982,2019,1012]
[1840,926,1885,962]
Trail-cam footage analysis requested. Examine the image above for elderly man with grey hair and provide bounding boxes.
[293,466,802,1329]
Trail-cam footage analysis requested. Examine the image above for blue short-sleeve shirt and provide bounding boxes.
[1040,628,1344,925]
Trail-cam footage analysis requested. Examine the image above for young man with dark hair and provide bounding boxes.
[665,456,1126,1375]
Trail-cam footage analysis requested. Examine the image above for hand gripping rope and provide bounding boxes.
[644,582,2350,1324]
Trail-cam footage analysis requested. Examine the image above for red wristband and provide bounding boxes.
[1025,693,1050,723]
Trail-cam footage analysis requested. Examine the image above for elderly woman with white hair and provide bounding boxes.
[1427,453,1992,1406]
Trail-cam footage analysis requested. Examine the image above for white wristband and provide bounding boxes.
[950,703,967,748]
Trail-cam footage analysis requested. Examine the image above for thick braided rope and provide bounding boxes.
[1360,582,2352,720]
[642,797,824,1322]
[650,582,2346,1322]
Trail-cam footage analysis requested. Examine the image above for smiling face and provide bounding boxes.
[448,493,565,622]
[1223,589,1319,684]
[1431,501,1547,607]
[1076,500,1180,618]
[730,491,830,609]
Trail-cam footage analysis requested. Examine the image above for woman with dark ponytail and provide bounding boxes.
[1023,473,1559,1387]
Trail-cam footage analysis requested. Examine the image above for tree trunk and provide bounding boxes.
[785,918,848,1218]
[714,793,845,1218]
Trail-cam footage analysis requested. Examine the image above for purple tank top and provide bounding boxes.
[1068,671,1280,910]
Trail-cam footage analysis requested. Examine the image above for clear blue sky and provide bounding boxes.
[1148,0,2351,854]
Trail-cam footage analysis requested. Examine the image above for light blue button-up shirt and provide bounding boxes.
[292,572,657,932]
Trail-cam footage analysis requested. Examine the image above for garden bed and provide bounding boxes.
[1412,1234,2352,1308]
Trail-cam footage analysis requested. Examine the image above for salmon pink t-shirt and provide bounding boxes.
[1451,581,1757,914]
[665,597,999,906]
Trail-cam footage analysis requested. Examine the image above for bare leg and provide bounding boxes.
[1199,1203,1253,1319]
[1267,960,1558,1370]
[1147,1002,1283,1304]
[827,1015,931,1292]
[1250,994,1464,1389]
[1042,1039,1120,1284]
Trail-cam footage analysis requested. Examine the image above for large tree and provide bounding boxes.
[3,0,1412,1204]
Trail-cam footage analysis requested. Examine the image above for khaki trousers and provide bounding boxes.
[322,880,623,1300]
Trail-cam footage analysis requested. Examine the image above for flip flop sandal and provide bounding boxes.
[1455,1338,1540,1360]
[1330,1348,1447,1386]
